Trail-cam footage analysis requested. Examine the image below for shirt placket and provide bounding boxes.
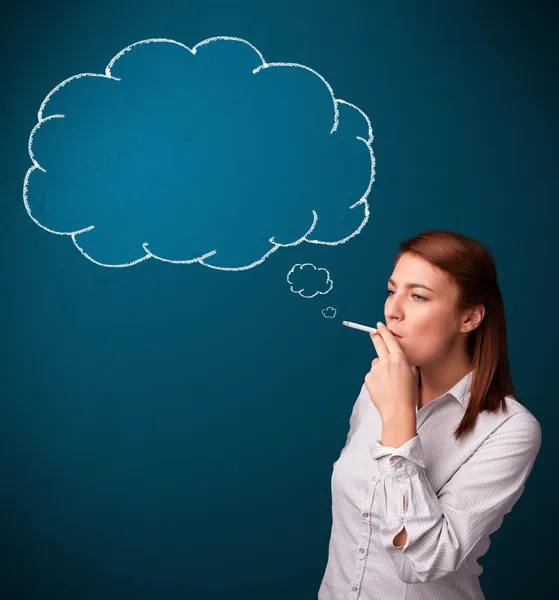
[347,471,380,598]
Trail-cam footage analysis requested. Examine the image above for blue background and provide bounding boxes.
[1,1,557,598]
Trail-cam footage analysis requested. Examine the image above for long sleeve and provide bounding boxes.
[368,414,542,584]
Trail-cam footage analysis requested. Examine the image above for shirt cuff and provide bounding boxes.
[369,434,426,478]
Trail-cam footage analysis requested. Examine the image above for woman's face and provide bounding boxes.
[384,253,463,366]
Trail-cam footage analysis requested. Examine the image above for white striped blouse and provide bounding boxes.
[318,368,542,600]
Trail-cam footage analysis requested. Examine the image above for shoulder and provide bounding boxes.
[485,395,542,451]
[357,382,371,421]
[358,382,384,423]
[502,395,541,433]
[458,394,541,458]
[505,396,541,439]
[476,394,540,428]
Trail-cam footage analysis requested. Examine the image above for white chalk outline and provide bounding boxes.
[286,262,333,298]
[321,307,337,319]
[23,36,375,270]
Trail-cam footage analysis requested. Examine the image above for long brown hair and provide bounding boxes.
[394,230,521,441]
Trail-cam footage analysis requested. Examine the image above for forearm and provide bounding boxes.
[380,409,417,447]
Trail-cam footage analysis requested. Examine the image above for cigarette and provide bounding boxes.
[342,320,380,335]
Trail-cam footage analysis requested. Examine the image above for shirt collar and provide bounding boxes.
[417,368,475,411]
[445,368,475,407]
[415,369,475,429]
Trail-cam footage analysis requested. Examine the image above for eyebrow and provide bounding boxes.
[388,278,434,292]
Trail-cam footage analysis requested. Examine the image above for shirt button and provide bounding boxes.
[362,512,369,518]
[372,474,379,481]
[396,462,402,469]
[359,547,365,553]
[352,586,358,591]
[397,517,404,522]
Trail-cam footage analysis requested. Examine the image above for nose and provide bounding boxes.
[385,298,403,324]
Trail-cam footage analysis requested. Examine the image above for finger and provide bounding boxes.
[370,330,388,359]
[376,322,404,355]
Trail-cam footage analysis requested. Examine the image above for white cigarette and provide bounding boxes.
[342,320,379,335]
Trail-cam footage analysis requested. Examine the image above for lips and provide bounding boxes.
[389,330,402,338]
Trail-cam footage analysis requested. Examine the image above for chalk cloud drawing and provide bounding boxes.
[23,36,375,270]
[322,307,337,319]
[286,263,333,299]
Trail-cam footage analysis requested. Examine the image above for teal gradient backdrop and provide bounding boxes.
[1,1,557,599]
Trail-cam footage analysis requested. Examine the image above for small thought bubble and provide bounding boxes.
[286,263,333,298]
[322,307,337,319]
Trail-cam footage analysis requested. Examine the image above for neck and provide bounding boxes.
[417,349,473,409]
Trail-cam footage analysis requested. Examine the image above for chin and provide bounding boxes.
[401,347,420,364]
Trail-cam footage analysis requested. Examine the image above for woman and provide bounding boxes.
[318,230,542,600]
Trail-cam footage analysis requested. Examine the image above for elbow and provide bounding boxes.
[395,554,462,584]
[397,570,445,584]
[394,531,465,583]
[396,568,429,584]
[397,563,461,584]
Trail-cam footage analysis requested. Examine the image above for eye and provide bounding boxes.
[385,290,427,301]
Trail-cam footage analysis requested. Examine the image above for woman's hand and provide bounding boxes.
[365,322,419,421]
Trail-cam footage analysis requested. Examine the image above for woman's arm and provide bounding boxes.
[370,413,542,583]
